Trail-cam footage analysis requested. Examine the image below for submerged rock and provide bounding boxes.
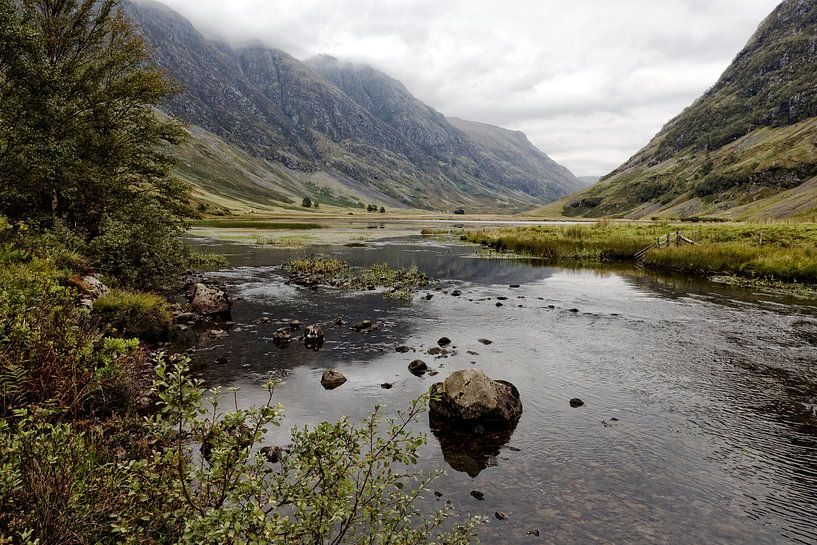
[570,398,585,408]
[408,359,429,376]
[321,369,347,390]
[430,369,522,425]
[437,337,452,347]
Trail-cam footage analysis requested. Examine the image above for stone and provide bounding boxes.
[333,317,344,326]
[353,320,373,331]
[509,284,521,288]
[80,275,110,299]
[273,328,292,347]
[569,398,584,408]
[437,337,452,347]
[304,324,325,350]
[190,283,231,316]
[381,383,394,389]
[496,302,503,307]
[395,345,412,353]
[321,369,347,390]
[478,339,493,345]
[425,293,434,300]
[408,359,428,376]
[260,445,284,463]
[289,320,301,330]
[470,490,485,501]
[495,512,508,520]
[450,290,462,297]
[429,369,522,424]
[527,529,541,537]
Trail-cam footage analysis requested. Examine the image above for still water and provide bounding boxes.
[186,233,817,545]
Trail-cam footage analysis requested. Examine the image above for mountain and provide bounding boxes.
[536,0,817,221]
[126,0,581,212]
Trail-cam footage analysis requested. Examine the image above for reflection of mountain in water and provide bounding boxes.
[429,413,518,478]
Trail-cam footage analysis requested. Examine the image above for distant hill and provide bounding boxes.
[126,0,581,212]
[536,0,817,221]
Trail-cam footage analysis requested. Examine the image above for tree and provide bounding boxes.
[0,0,190,287]
[302,197,312,208]
[379,206,386,213]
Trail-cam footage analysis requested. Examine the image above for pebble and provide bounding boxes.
[495,512,509,520]
[470,490,485,501]
[570,398,585,408]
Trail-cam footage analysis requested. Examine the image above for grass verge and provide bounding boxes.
[464,222,817,287]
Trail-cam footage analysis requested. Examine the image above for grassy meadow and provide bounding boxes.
[464,221,817,285]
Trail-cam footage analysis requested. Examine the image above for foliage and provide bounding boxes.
[0,257,144,418]
[0,0,191,289]
[286,257,351,277]
[94,289,173,343]
[302,197,313,208]
[89,198,189,291]
[0,358,482,544]
[188,252,229,270]
[466,222,817,285]
[285,257,430,297]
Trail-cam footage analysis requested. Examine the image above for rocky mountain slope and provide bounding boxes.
[126,0,581,212]
[536,0,817,221]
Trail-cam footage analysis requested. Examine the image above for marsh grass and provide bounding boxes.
[189,252,229,269]
[465,222,817,285]
[192,220,322,230]
[285,258,429,297]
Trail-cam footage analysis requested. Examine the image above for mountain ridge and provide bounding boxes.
[535,0,817,221]
[126,0,581,212]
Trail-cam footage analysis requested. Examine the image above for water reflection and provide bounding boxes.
[429,413,519,477]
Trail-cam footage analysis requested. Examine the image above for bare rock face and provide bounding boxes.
[321,369,347,390]
[190,283,231,316]
[429,369,522,425]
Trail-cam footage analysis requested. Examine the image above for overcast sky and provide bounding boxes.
[157,0,781,177]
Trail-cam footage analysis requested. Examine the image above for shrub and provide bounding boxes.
[0,259,101,417]
[94,290,173,343]
[89,199,189,291]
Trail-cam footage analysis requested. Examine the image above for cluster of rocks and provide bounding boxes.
[273,320,326,350]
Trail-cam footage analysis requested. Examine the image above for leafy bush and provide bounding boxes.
[0,358,482,545]
[89,199,189,291]
[94,290,173,343]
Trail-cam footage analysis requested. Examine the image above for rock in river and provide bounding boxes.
[429,369,522,424]
[570,398,585,408]
[321,369,347,390]
[408,359,429,376]
[437,337,452,347]
[273,328,293,348]
[190,283,231,316]
[304,324,325,350]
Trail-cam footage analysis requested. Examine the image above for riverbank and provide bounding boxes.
[464,222,817,288]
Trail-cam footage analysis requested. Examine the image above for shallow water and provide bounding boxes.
[186,233,817,545]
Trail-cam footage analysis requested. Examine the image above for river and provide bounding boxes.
[185,226,817,545]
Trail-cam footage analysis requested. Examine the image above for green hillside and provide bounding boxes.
[534,0,817,221]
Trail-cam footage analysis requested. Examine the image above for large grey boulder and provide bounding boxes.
[190,283,231,316]
[429,369,522,425]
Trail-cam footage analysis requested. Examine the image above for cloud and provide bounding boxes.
[155,0,781,176]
